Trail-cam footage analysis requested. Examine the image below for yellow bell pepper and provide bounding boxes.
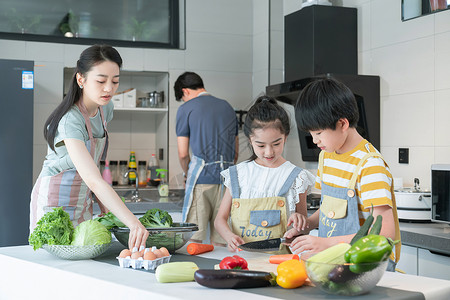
[276,259,307,289]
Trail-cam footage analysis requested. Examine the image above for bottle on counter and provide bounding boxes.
[128,151,137,186]
[102,160,113,185]
[147,154,160,187]
[138,160,147,187]
[156,169,169,197]
[109,160,118,186]
[118,160,128,186]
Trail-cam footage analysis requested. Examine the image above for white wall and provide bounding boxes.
[0,0,255,187]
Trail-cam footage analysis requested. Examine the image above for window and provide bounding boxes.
[0,0,183,48]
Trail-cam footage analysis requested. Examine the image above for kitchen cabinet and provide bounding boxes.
[63,68,169,170]
[397,245,419,275]
[396,244,450,280]
[418,248,450,280]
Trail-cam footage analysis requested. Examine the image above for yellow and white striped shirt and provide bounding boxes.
[315,139,394,225]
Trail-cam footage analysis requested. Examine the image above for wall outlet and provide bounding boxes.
[399,148,409,164]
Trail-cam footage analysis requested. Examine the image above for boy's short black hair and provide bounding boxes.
[295,77,359,132]
[174,72,205,101]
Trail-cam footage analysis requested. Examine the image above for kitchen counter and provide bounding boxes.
[0,242,449,300]
[399,222,450,256]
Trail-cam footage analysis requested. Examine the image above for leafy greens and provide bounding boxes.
[29,207,74,250]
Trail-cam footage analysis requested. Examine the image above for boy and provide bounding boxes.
[289,77,400,271]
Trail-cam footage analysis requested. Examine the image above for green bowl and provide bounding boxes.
[111,222,198,254]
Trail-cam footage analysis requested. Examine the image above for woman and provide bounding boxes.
[30,44,148,250]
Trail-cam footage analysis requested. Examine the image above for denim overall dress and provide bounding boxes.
[182,155,233,222]
[228,165,302,254]
[30,102,108,231]
[317,148,401,271]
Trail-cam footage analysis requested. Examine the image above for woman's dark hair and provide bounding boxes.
[295,77,359,132]
[173,72,204,101]
[44,44,122,151]
[243,95,291,161]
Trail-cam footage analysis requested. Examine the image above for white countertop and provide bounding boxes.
[0,242,449,300]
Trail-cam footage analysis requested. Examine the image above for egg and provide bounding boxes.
[119,249,132,258]
[159,247,170,257]
[152,249,163,258]
[144,251,157,260]
[131,251,143,259]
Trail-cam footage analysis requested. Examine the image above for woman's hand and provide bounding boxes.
[287,212,309,232]
[127,218,149,250]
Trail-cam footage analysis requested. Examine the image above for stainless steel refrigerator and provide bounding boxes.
[0,59,34,246]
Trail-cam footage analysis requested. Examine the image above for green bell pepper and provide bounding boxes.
[344,234,393,274]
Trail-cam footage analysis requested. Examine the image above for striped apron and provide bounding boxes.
[30,102,108,231]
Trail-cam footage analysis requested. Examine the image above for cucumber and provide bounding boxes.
[350,214,374,245]
[194,269,276,289]
[369,215,383,235]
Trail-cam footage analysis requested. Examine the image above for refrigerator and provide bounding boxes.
[0,59,34,246]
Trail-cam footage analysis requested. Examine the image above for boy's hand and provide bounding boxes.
[289,235,331,254]
[287,212,309,232]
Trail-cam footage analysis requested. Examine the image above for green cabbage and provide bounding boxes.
[71,220,112,246]
[29,207,75,250]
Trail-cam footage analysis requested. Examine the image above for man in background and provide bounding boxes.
[175,72,239,246]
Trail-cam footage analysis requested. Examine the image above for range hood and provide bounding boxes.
[267,5,380,162]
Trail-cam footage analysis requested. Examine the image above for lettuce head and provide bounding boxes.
[71,220,112,246]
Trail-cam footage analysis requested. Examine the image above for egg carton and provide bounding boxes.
[116,255,171,270]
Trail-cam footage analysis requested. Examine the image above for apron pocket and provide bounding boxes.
[320,195,348,219]
[250,210,280,228]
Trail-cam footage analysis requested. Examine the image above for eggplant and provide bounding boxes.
[327,265,359,283]
[194,269,276,289]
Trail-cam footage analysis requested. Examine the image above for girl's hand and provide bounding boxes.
[127,219,149,250]
[287,212,309,232]
[283,227,301,239]
[225,234,245,252]
[289,235,331,254]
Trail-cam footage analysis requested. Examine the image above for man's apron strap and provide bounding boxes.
[278,167,302,196]
[228,165,240,199]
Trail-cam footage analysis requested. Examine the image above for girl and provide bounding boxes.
[214,96,315,252]
[30,45,148,250]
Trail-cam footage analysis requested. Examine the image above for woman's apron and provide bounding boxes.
[317,147,401,271]
[229,165,302,254]
[182,155,233,222]
[30,102,108,231]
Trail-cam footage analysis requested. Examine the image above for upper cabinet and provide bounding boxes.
[0,0,185,49]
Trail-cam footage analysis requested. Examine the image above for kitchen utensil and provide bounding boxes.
[239,236,299,252]
[301,252,388,296]
[42,243,112,260]
[111,222,198,253]
[148,91,163,108]
[395,187,431,221]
